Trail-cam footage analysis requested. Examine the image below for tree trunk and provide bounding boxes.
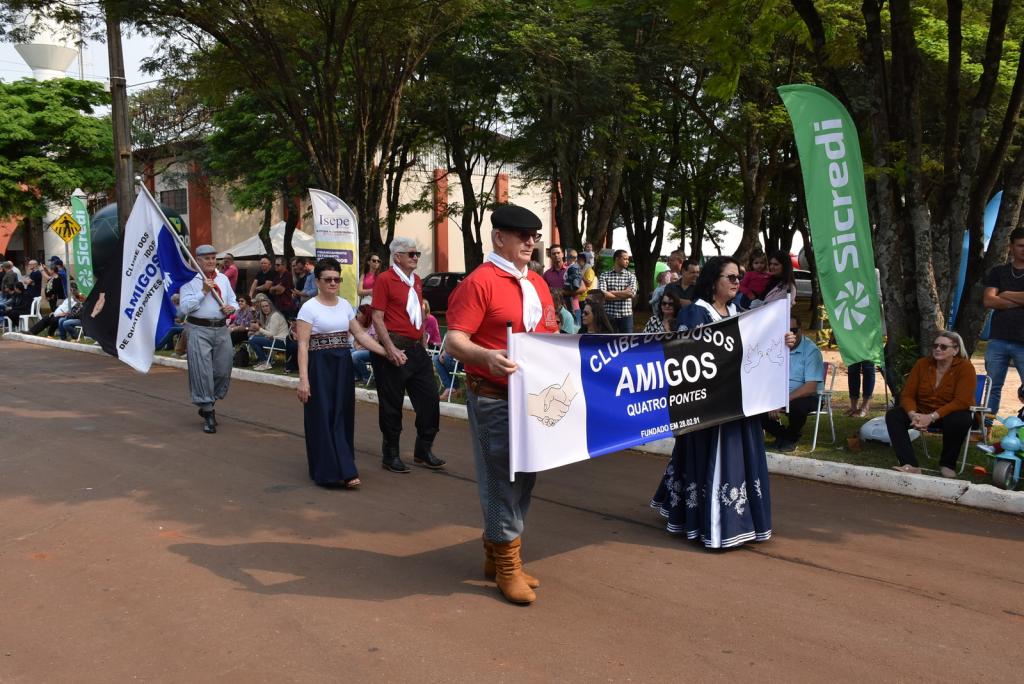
[258,201,274,258]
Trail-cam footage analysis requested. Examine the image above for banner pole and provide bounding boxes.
[506,320,515,483]
[134,179,225,307]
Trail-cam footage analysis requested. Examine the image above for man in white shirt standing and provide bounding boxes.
[178,244,238,433]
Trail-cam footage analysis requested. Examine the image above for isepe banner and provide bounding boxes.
[779,84,884,367]
[508,299,790,477]
[69,191,95,297]
[81,188,196,373]
[309,189,359,306]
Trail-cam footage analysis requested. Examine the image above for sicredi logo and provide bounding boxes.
[814,118,870,331]
[834,280,870,330]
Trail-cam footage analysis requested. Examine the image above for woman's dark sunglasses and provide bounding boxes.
[320,276,342,284]
[933,343,952,351]
[720,274,741,283]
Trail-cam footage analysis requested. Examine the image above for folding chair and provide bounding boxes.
[18,296,41,332]
[260,336,289,368]
[921,374,990,474]
[809,361,837,452]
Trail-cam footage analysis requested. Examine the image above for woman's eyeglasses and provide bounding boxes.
[369,258,380,263]
[720,274,741,283]
[660,300,673,307]
[932,343,952,351]
[320,276,342,284]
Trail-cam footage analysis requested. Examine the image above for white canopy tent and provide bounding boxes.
[217,221,316,259]
[610,219,805,259]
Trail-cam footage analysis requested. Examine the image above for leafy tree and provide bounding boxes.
[0,78,113,219]
[135,0,473,253]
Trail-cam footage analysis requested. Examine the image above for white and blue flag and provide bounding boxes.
[507,299,791,477]
[83,190,196,373]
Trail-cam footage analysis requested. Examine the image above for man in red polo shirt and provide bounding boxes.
[446,205,559,605]
[371,236,446,473]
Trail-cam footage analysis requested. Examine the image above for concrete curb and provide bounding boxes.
[6,332,1022,516]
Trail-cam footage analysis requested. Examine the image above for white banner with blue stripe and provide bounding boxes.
[508,299,791,476]
[115,190,197,372]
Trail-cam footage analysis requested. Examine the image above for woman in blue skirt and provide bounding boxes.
[651,256,779,549]
[296,258,387,488]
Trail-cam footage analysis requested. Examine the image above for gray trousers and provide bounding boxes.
[185,322,233,409]
[466,391,536,543]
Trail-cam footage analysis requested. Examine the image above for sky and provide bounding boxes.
[0,29,159,89]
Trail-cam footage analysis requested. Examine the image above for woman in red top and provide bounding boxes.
[357,253,382,305]
[886,330,976,477]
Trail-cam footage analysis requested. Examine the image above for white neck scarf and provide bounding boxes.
[391,263,422,329]
[486,252,543,331]
[695,298,736,323]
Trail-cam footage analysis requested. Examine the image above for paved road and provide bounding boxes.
[2,341,1022,682]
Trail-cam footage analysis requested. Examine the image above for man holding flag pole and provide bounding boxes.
[81,181,232,433]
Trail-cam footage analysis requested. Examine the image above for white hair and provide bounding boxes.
[390,236,418,257]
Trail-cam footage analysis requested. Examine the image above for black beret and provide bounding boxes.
[491,204,542,231]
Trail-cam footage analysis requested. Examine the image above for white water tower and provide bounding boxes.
[13,20,78,81]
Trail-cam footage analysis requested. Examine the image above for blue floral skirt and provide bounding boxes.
[650,417,772,549]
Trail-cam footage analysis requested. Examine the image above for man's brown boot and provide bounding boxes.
[483,535,539,588]
[489,537,536,604]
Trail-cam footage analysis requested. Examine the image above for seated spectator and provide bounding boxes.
[228,295,255,345]
[551,287,578,334]
[422,299,442,348]
[760,316,824,452]
[29,286,83,337]
[6,282,31,323]
[581,297,615,334]
[886,330,976,478]
[643,290,683,333]
[350,304,376,383]
[247,294,290,370]
[0,283,14,319]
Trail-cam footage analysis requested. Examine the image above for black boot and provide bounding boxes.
[382,439,409,473]
[199,409,217,434]
[198,408,218,426]
[413,437,446,469]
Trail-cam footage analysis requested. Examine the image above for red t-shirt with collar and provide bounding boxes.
[446,262,559,386]
[371,268,424,339]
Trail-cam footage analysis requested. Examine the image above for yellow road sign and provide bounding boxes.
[49,213,82,243]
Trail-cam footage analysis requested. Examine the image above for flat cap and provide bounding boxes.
[195,244,217,256]
[491,204,542,231]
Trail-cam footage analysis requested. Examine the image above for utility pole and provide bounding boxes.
[105,3,134,234]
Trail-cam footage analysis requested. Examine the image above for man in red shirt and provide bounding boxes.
[446,204,559,605]
[371,236,446,473]
[219,253,239,291]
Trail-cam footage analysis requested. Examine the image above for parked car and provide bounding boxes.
[794,269,813,301]
[422,272,467,313]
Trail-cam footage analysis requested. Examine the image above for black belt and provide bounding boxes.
[388,332,422,350]
[186,316,226,328]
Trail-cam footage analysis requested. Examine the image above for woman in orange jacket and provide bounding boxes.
[886,330,976,477]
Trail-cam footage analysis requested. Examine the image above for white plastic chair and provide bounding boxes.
[809,361,837,452]
[260,336,289,368]
[18,296,41,332]
[921,374,990,474]
[1,316,12,332]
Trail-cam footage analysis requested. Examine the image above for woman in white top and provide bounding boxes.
[248,294,290,370]
[296,258,386,488]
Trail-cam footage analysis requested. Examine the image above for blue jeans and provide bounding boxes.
[847,361,876,401]
[434,352,459,391]
[351,349,372,382]
[247,334,281,363]
[985,338,1024,415]
[156,324,183,350]
[59,318,82,340]
[610,315,634,334]
[572,308,581,327]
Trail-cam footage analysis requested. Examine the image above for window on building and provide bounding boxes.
[160,188,188,215]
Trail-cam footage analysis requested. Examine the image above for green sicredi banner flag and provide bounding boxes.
[778,84,884,367]
[69,192,95,297]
